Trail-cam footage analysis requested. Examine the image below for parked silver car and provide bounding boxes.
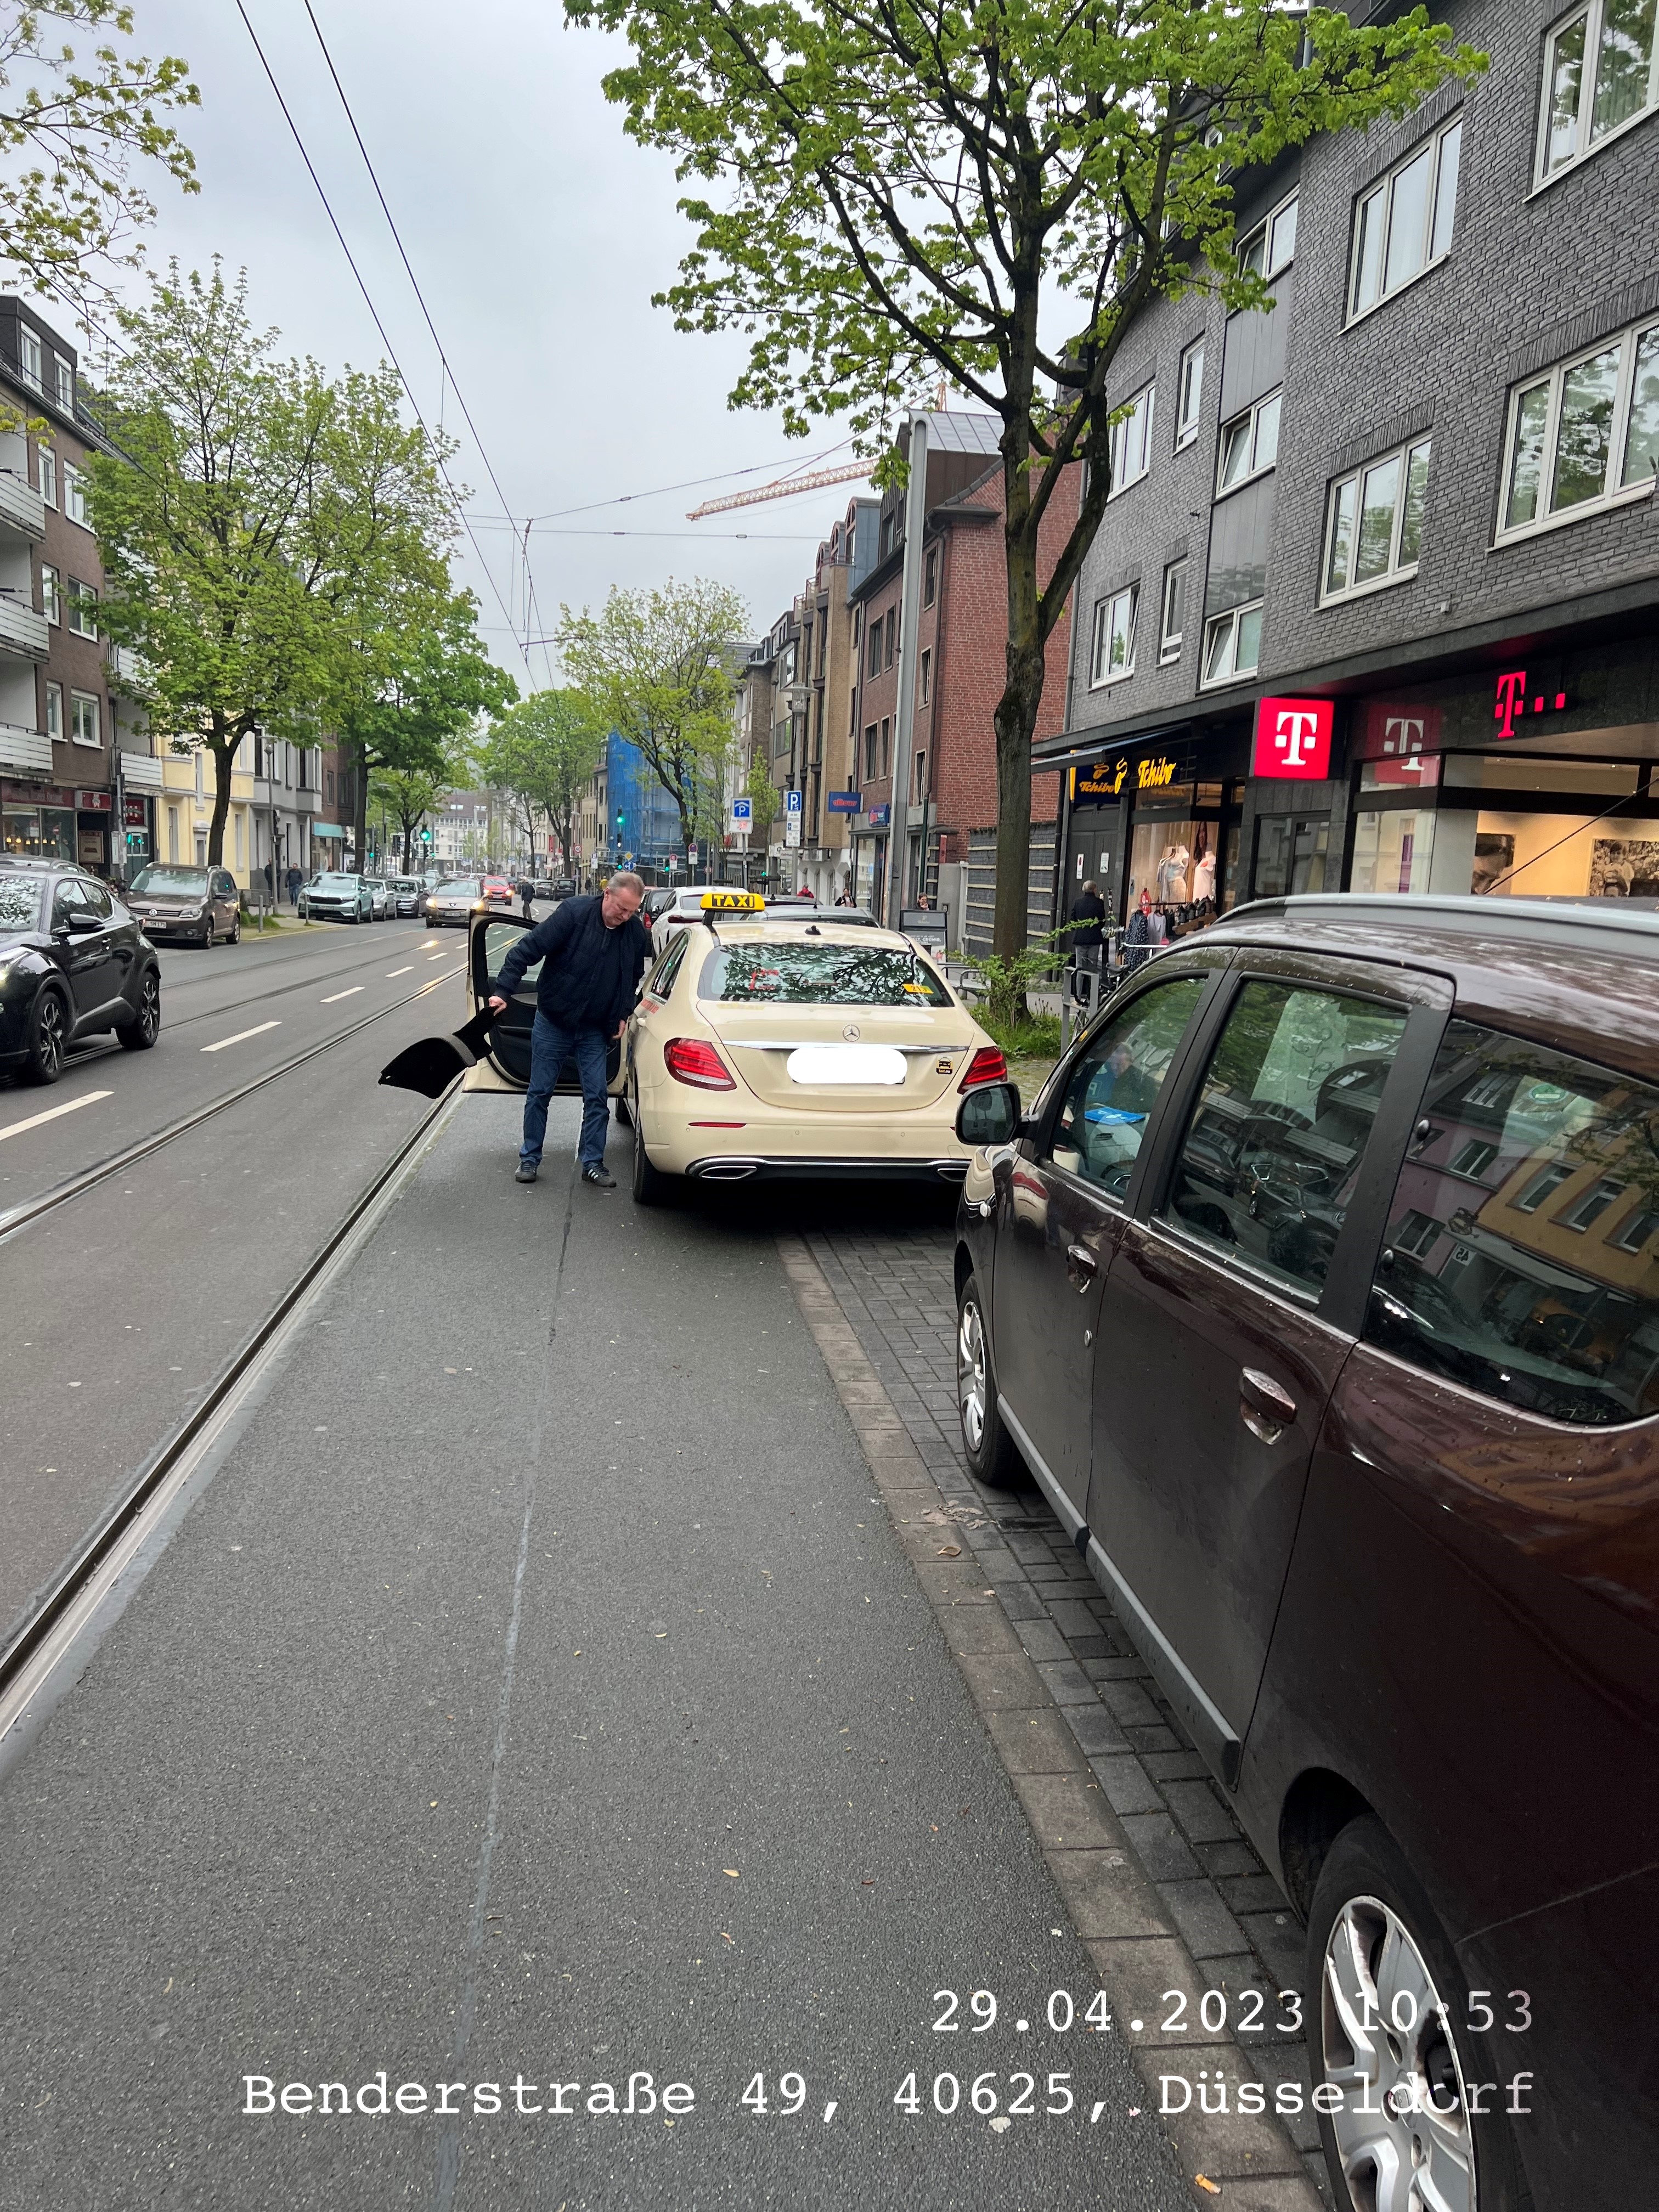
[298,871,374,924]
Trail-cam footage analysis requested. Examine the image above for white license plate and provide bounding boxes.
[786,1045,907,1086]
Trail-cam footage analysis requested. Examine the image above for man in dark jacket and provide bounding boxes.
[488,871,648,1188]
[1069,878,1107,970]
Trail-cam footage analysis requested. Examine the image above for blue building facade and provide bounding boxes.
[605,732,684,872]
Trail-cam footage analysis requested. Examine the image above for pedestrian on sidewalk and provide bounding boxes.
[488,871,649,1188]
[515,874,535,921]
[1069,878,1107,974]
[285,864,302,908]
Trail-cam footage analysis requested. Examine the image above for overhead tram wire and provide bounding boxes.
[231,0,533,682]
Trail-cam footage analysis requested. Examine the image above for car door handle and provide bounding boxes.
[1065,1242,1099,1286]
[1239,1367,1297,1444]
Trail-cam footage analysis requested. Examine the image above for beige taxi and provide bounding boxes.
[623,891,1007,1203]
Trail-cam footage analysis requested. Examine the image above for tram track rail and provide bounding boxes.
[0,1074,461,1715]
[0,963,462,1250]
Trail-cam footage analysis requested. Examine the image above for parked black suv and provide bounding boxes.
[0,861,161,1082]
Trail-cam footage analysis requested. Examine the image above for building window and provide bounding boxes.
[864,723,878,779]
[64,460,89,527]
[923,546,937,606]
[53,356,73,412]
[1561,1175,1625,1231]
[1500,313,1659,539]
[1449,1137,1498,1180]
[37,445,55,506]
[67,578,97,638]
[880,717,891,777]
[1538,0,1659,184]
[1350,115,1463,321]
[44,678,61,738]
[1238,191,1298,280]
[1200,600,1263,687]
[16,324,41,390]
[884,609,896,670]
[911,749,927,806]
[918,646,930,706]
[1108,384,1154,495]
[866,620,882,676]
[1515,1160,1573,1211]
[69,690,100,747]
[1216,388,1282,493]
[1159,560,1186,663]
[1089,584,1137,685]
[1392,1208,1442,1258]
[1322,437,1431,602]
[41,562,60,624]
[1612,1202,1659,1251]
[1175,340,1204,448]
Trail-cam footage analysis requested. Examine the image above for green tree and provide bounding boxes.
[475,687,608,877]
[566,0,1481,962]
[742,750,778,837]
[556,577,749,855]
[368,732,472,870]
[0,0,197,313]
[337,592,516,865]
[87,262,458,867]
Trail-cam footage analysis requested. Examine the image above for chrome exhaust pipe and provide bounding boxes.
[696,1160,761,1181]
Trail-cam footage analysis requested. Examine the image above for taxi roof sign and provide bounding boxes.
[700,889,765,912]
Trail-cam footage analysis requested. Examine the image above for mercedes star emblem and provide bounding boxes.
[843,1024,861,1040]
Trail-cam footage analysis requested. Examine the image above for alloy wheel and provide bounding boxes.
[33,991,66,1080]
[1321,1892,1476,2212]
[957,1295,989,1452]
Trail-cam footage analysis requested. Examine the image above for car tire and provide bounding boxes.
[229,912,241,944]
[116,968,161,1051]
[630,1094,676,1206]
[203,918,215,949]
[21,985,69,1085]
[956,1271,1021,1487]
[1307,1815,1527,2212]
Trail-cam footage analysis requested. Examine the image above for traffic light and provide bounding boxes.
[616,810,625,834]
[419,827,431,844]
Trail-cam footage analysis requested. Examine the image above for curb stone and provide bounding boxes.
[777,1230,1328,2211]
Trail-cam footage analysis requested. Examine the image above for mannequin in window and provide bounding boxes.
[1123,887,1167,970]
[1155,842,1190,904]
[1191,830,1216,906]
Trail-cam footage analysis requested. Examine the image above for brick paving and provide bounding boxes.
[808,1223,1334,2207]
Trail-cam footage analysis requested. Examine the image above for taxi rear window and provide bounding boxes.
[697,945,952,1007]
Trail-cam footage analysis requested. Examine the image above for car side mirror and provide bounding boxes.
[956,1081,1023,1147]
[64,907,100,932]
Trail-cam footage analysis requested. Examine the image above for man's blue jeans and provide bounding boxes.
[520,1011,611,1170]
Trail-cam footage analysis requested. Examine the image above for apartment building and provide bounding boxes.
[1045,0,1659,924]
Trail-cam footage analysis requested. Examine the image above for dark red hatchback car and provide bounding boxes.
[953,895,1658,2212]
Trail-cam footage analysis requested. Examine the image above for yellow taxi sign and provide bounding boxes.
[699,890,765,912]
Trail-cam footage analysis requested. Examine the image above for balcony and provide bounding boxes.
[119,749,163,790]
[0,722,53,774]
[0,594,48,659]
[0,469,45,541]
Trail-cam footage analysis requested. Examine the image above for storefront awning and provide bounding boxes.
[312,822,344,837]
[1035,720,1197,775]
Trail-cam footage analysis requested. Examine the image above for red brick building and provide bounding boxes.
[846,411,1080,947]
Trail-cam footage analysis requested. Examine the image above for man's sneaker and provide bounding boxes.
[581,1163,616,1188]
[515,1161,538,1183]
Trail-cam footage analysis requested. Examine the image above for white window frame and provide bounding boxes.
[67,577,97,639]
[37,444,55,507]
[1237,190,1299,281]
[1088,583,1138,687]
[1159,560,1186,664]
[16,324,41,390]
[1200,600,1265,690]
[52,356,73,412]
[1321,436,1432,605]
[41,561,60,625]
[1107,384,1155,496]
[69,689,100,748]
[44,678,62,740]
[1216,387,1282,496]
[1535,0,1659,189]
[1496,312,1659,544]
[1347,114,1463,325]
[64,460,90,528]
[1175,340,1205,449]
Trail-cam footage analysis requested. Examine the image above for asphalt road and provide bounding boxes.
[0,919,470,1654]
[0,1094,1193,2212]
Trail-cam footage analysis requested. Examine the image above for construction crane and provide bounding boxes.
[687,459,872,520]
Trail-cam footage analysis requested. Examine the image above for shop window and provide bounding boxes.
[1349,116,1462,321]
[1537,0,1659,185]
[1349,808,1436,895]
[1238,191,1298,280]
[1500,313,1659,540]
[1108,384,1155,495]
[1200,600,1263,687]
[1217,389,1281,493]
[1163,979,1408,1296]
[1323,437,1430,602]
[1368,1019,1659,1424]
[1254,815,1330,899]
[1176,340,1204,449]
[1159,562,1186,664]
[1089,584,1137,685]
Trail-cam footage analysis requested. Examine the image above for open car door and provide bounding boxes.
[467,909,627,1094]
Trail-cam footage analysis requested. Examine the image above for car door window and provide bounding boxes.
[483,917,540,989]
[80,878,112,919]
[213,871,235,899]
[644,932,688,1005]
[1367,1019,1659,1425]
[1047,975,1207,1198]
[50,878,88,930]
[1162,978,1408,1296]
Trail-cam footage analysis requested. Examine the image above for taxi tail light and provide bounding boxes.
[960,1046,1008,1091]
[664,1036,736,1091]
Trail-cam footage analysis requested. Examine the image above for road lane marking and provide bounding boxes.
[427,952,448,961]
[201,1021,280,1053]
[321,986,365,1003]
[0,1089,114,1144]
[385,966,413,977]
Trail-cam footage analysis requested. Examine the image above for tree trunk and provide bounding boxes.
[990,513,1047,968]
[206,715,234,868]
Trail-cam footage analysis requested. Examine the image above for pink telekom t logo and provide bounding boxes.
[1494,669,1527,741]
[1273,707,1324,769]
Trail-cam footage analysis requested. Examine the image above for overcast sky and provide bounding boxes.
[102,0,877,687]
